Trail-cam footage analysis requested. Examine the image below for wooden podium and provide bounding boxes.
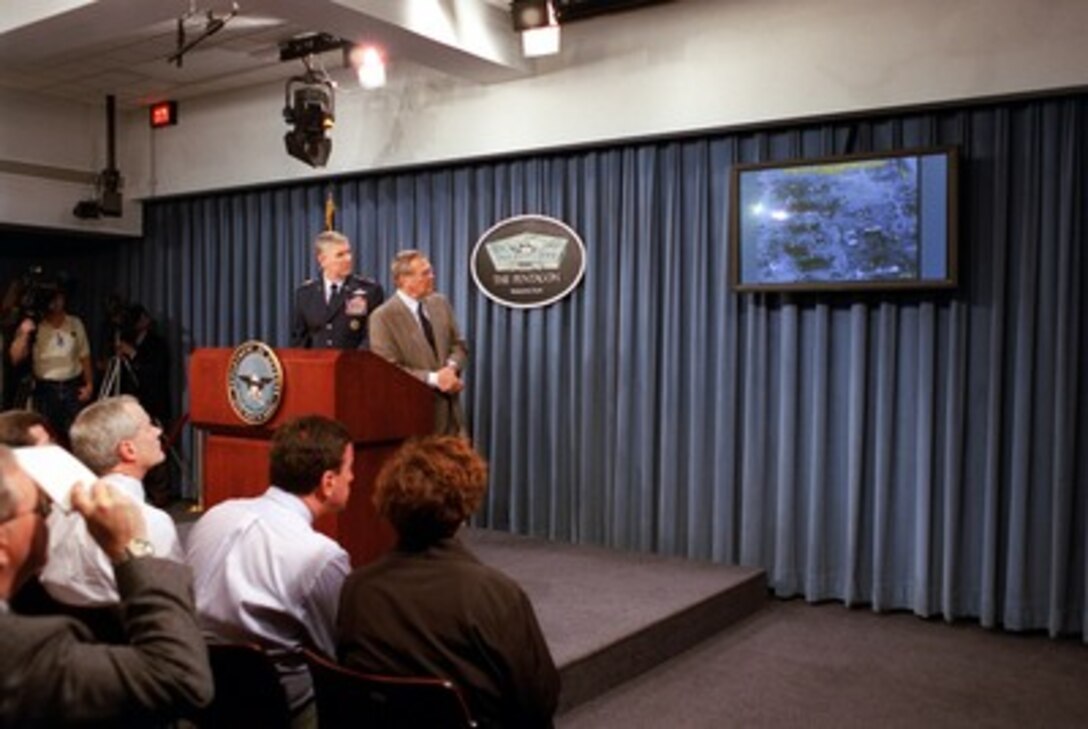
[189,348,434,566]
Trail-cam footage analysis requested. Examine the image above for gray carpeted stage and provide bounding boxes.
[463,528,767,713]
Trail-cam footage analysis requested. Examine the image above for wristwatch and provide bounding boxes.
[115,537,155,565]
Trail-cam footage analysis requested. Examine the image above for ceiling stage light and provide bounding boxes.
[511,0,552,31]
[352,45,386,90]
[283,74,335,168]
[511,1,560,57]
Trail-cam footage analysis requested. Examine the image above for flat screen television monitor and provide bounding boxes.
[729,147,958,292]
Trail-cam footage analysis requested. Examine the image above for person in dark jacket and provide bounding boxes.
[0,445,213,726]
[337,436,559,729]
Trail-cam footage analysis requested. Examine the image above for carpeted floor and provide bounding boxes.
[557,598,1087,728]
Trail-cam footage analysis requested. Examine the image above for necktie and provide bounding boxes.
[418,305,438,355]
[328,283,339,305]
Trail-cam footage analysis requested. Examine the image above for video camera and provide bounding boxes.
[16,267,63,323]
[118,303,148,346]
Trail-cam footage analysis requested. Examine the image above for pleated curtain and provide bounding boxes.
[104,93,1086,638]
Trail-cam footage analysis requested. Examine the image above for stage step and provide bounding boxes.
[464,528,767,712]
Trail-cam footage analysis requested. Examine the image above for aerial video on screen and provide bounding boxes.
[738,157,921,285]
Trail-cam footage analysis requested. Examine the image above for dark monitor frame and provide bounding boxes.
[728,146,959,293]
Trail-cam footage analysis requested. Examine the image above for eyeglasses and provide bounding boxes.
[1,486,52,524]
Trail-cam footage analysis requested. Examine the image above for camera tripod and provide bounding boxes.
[99,353,138,400]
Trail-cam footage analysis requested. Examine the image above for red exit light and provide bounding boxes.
[149,101,178,128]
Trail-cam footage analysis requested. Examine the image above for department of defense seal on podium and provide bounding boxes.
[226,340,284,425]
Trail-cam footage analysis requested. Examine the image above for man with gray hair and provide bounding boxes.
[368,250,469,435]
[290,230,384,349]
[40,395,182,607]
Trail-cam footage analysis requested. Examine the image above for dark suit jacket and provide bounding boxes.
[290,274,384,349]
[368,292,469,435]
[337,537,559,729]
[0,558,213,728]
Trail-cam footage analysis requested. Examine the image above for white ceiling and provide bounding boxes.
[0,0,527,109]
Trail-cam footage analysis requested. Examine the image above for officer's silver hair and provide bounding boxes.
[0,445,18,522]
[314,230,349,256]
[70,395,142,476]
[391,250,426,285]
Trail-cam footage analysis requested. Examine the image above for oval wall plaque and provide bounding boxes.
[470,214,586,309]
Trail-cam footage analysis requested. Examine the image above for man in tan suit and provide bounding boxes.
[368,251,469,435]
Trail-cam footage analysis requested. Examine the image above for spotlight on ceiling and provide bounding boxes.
[283,71,335,168]
[511,1,560,57]
[511,1,561,57]
[350,45,389,90]
[351,45,386,90]
[73,95,124,219]
[511,0,551,31]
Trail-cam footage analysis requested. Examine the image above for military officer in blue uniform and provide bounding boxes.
[290,230,384,349]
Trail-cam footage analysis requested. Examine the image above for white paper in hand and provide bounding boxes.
[12,444,97,512]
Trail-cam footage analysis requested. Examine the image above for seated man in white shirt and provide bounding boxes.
[184,415,354,728]
[41,395,183,608]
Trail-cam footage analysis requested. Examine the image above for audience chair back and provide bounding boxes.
[304,649,478,729]
[202,641,292,729]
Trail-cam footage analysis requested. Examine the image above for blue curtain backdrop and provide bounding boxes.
[109,93,1086,638]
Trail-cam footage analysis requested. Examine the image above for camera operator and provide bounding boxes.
[8,284,93,442]
[114,304,169,428]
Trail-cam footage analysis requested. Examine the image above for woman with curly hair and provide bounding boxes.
[337,436,559,728]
